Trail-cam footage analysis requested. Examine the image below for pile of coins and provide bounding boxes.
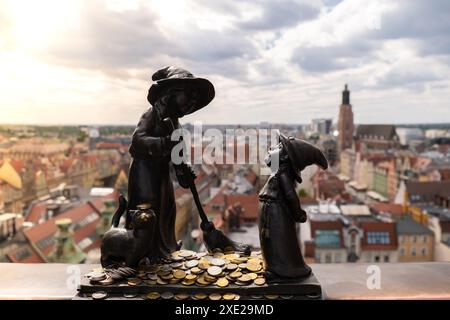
[86,250,272,300]
[131,249,267,289]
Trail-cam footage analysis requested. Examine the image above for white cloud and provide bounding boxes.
[0,0,449,125]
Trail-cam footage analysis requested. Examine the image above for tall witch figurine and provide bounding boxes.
[125,66,216,261]
[106,66,249,266]
[259,133,328,283]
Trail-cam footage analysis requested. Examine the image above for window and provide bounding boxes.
[325,253,332,263]
[367,232,390,245]
[423,236,427,243]
[315,230,340,248]
[421,248,427,256]
[400,247,405,256]
[384,255,390,262]
[412,236,417,243]
[374,255,380,262]
[412,247,416,256]
[335,253,342,263]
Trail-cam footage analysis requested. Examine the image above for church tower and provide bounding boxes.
[337,84,354,155]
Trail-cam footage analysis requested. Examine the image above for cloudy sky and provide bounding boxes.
[0,0,449,125]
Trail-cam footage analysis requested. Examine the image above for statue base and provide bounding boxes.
[77,250,322,300]
[77,274,321,300]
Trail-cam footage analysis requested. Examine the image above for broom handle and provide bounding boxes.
[188,179,210,224]
[163,117,210,225]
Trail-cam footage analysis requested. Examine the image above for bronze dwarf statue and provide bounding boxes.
[259,133,328,283]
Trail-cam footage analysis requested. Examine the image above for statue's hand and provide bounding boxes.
[161,135,179,151]
[293,209,307,223]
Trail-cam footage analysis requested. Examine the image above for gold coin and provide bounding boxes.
[173,269,186,279]
[265,294,279,300]
[185,274,197,280]
[207,266,222,276]
[175,293,190,300]
[146,292,160,300]
[247,258,261,265]
[181,279,195,286]
[157,278,168,285]
[127,278,142,286]
[198,262,210,270]
[238,274,252,282]
[226,263,238,271]
[209,293,222,300]
[254,277,266,286]
[194,293,207,300]
[230,271,242,279]
[190,267,203,274]
[247,263,262,272]
[169,278,181,284]
[216,277,229,287]
[204,274,217,282]
[196,276,211,286]
[224,253,239,260]
[223,293,236,300]
[247,273,258,280]
[161,273,174,280]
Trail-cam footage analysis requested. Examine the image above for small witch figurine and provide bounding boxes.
[259,133,328,283]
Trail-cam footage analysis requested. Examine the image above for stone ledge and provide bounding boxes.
[0,262,449,300]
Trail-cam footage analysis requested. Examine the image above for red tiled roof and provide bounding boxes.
[369,203,404,216]
[9,159,24,173]
[6,244,44,263]
[225,194,259,221]
[26,202,48,224]
[439,169,450,181]
[22,196,113,257]
[204,186,227,213]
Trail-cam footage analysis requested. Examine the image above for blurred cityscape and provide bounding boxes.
[1,84,450,265]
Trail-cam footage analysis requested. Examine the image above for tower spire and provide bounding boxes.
[342,84,350,105]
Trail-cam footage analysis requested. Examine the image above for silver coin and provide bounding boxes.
[170,262,183,268]
[90,272,107,282]
[92,291,108,300]
[211,258,226,267]
[124,293,138,298]
[185,259,199,268]
[161,292,174,300]
[207,266,222,276]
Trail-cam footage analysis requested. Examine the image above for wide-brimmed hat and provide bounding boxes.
[279,133,328,172]
[147,66,215,114]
